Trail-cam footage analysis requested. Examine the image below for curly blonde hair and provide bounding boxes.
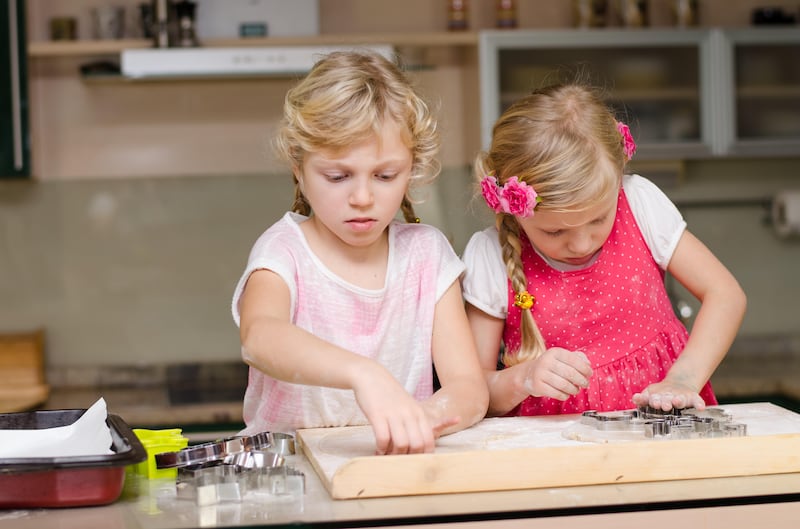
[474,83,630,366]
[274,50,440,223]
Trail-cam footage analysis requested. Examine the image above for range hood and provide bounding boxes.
[121,45,394,79]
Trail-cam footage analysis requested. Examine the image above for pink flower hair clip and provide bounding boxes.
[617,121,637,160]
[480,175,540,218]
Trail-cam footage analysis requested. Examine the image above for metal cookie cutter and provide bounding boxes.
[268,432,296,456]
[160,430,303,505]
[176,457,302,505]
[155,439,226,468]
[581,409,644,431]
[640,407,747,439]
[580,406,748,440]
[155,431,295,469]
[176,462,245,505]
[260,465,305,496]
[224,449,284,469]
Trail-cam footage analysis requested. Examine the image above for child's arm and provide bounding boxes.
[425,282,489,434]
[465,304,592,416]
[239,269,441,455]
[633,230,747,411]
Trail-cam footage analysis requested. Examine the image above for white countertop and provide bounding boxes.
[2,447,800,529]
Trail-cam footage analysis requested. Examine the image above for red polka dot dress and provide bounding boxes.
[503,189,717,416]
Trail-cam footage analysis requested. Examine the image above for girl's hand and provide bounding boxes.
[632,381,706,411]
[520,347,593,401]
[352,370,437,455]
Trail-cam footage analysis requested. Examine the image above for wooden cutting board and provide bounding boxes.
[297,402,800,499]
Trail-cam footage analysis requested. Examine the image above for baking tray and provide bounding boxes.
[0,408,147,508]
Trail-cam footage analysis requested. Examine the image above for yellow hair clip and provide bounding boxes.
[514,291,535,310]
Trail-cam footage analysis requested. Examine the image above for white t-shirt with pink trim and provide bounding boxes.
[232,212,465,434]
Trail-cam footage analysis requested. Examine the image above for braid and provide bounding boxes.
[474,82,626,368]
[497,215,547,366]
[291,180,311,216]
[400,195,418,223]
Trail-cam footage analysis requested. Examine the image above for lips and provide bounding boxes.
[346,218,377,232]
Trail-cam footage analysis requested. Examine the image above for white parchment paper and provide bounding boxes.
[0,398,113,458]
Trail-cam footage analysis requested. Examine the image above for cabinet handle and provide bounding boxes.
[7,0,23,171]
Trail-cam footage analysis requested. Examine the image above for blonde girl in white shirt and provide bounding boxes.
[232,50,488,455]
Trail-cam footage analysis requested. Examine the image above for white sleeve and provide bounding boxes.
[461,227,508,319]
[623,174,687,270]
[231,220,298,328]
[429,228,466,303]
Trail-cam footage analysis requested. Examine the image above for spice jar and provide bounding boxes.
[617,0,648,27]
[573,0,608,28]
[49,17,77,40]
[671,0,698,27]
[496,0,517,29]
[447,0,469,31]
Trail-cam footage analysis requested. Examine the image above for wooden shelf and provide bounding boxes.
[737,85,800,99]
[500,87,698,108]
[28,39,151,57]
[28,31,479,58]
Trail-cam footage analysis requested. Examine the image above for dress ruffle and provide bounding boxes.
[514,318,717,416]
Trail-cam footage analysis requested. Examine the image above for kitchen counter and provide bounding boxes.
[1,448,799,529]
[7,398,800,528]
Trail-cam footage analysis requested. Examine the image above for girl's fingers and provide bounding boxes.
[382,412,436,455]
[372,418,392,456]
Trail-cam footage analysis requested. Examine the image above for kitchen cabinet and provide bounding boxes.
[479,28,800,160]
[720,27,800,157]
[20,25,800,180]
[1,0,29,178]
[478,28,716,160]
[24,31,478,179]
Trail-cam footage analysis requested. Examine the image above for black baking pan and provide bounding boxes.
[0,408,147,508]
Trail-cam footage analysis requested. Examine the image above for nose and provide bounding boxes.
[349,176,374,208]
[567,229,594,256]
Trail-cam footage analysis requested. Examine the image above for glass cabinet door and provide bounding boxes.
[726,28,800,157]
[479,29,714,160]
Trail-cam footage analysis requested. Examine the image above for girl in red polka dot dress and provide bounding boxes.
[462,83,747,417]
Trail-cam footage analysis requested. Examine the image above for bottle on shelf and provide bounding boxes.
[572,0,608,28]
[447,0,469,31]
[496,0,517,29]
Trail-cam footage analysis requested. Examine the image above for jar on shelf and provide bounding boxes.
[616,0,648,28]
[573,0,608,28]
[496,0,517,29]
[671,0,699,27]
[447,0,469,31]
